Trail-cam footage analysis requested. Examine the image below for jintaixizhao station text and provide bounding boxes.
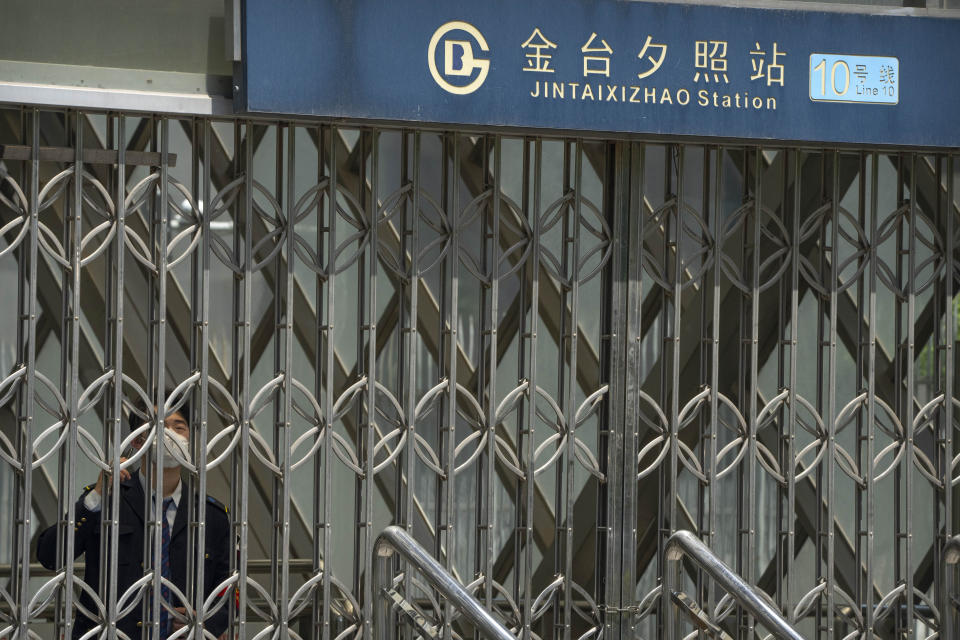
[519,30,786,111]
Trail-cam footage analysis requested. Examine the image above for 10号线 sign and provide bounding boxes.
[239,0,960,148]
[809,54,898,105]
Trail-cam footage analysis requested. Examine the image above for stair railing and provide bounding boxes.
[664,530,805,640]
[373,526,516,640]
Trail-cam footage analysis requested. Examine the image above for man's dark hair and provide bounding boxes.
[126,391,191,433]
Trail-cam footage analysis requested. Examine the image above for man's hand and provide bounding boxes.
[92,457,131,496]
[172,606,187,631]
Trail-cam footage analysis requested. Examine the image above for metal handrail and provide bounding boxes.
[373,526,516,640]
[664,530,805,640]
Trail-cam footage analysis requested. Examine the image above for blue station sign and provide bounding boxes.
[238,0,960,148]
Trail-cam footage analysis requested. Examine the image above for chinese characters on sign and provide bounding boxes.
[750,42,785,86]
[581,33,613,77]
[520,29,786,84]
[636,36,667,79]
[694,41,729,83]
[521,28,556,72]
[524,28,788,111]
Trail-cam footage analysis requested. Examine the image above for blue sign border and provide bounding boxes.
[808,53,899,105]
[238,0,960,148]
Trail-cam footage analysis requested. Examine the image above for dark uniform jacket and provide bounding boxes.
[36,475,232,639]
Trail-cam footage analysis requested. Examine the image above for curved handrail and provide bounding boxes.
[373,525,516,640]
[664,530,805,640]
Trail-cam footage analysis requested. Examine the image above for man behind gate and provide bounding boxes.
[37,398,232,639]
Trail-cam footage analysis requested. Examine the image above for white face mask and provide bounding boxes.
[152,428,190,469]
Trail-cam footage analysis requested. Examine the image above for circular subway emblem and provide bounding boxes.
[427,21,490,95]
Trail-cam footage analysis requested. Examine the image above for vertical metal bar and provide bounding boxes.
[402,132,420,639]
[183,116,196,639]
[773,148,786,622]
[185,117,200,622]
[943,153,956,640]
[13,106,40,640]
[813,151,826,639]
[562,141,583,640]
[278,121,295,636]
[697,145,710,620]
[53,109,70,637]
[904,153,917,639]
[826,150,840,640]
[485,136,502,614]
[512,134,527,618]
[271,124,284,611]
[775,149,786,627]
[229,119,242,640]
[61,110,84,640]
[353,130,367,640]
[9,104,25,638]
[137,114,155,638]
[883,154,899,635]
[787,150,800,627]
[236,119,254,640]
[893,153,905,638]
[328,127,345,640]
[555,141,572,640]
[603,140,628,640]
[436,135,448,638]
[97,112,114,640]
[746,147,762,638]
[622,141,643,640]
[150,116,171,639]
[596,139,616,640]
[709,146,723,626]
[442,131,459,640]
[931,153,945,640]
[853,151,866,639]
[10,106,25,624]
[367,128,382,640]
[658,147,672,636]
[664,143,683,640]
[104,113,127,640]
[314,124,330,640]
[474,136,490,615]
[193,118,213,640]
[665,141,684,640]
[865,150,879,638]
[512,135,527,613]
[393,133,409,581]
[521,137,542,640]
[669,145,683,546]
[735,148,748,639]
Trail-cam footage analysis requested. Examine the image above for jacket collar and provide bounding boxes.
[121,474,188,540]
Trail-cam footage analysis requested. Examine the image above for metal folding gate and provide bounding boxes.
[0,108,957,639]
